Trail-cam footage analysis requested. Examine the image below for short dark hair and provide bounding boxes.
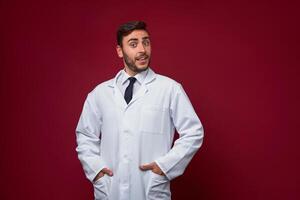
[117,21,148,46]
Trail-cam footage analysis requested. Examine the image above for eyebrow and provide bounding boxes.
[127,36,150,43]
[127,38,138,43]
[142,36,150,40]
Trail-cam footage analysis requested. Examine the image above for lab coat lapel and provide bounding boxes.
[127,84,147,106]
[127,68,156,106]
[107,71,128,110]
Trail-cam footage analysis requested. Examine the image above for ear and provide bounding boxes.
[116,45,123,58]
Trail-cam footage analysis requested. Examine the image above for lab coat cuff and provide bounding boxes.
[92,165,106,183]
[154,159,171,181]
[88,159,106,183]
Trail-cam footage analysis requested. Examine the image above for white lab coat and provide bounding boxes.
[76,68,204,200]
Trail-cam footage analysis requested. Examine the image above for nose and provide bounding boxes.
[138,43,146,53]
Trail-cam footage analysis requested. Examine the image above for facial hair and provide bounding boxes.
[122,50,150,73]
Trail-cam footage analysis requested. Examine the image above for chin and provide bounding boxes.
[136,65,149,71]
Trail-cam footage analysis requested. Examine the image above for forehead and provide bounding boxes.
[123,30,150,42]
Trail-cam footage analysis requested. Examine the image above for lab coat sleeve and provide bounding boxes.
[75,91,106,183]
[155,83,204,180]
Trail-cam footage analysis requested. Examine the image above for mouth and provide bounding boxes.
[136,55,149,62]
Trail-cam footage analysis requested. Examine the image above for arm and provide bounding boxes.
[75,91,106,183]
[155,83,204,180]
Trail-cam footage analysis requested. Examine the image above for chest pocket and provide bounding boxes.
[139,105,170,134]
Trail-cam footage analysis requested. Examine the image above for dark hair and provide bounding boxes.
[117,21,148,46]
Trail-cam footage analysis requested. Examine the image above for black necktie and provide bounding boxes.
[124,77,136,104]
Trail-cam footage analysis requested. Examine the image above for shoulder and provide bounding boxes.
[154,73,182,89]
[87,77,114,98]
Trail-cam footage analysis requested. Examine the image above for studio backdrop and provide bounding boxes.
[1,0,298,199]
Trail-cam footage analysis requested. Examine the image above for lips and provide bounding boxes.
[136,55,148,61]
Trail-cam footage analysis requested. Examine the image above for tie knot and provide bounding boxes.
[128,77,136,84]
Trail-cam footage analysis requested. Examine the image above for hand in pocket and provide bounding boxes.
[93,167,113,183]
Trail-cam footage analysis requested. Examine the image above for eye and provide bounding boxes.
[143,40,150,46]
[129,42,137,48]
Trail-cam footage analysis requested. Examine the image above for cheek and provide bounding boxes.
[126,53,136,62]
[125,49,137,58]
[146,47,151,54]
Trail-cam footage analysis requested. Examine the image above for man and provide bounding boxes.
[76,21,204,200]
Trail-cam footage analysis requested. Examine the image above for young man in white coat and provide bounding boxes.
[76,21,204,200]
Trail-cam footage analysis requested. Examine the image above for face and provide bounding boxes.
[116,30,151,76]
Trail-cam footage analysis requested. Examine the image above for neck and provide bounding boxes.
[124,66,138,77]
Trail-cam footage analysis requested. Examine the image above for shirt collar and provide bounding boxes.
[121,68,149,85]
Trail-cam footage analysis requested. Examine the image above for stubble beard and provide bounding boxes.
[123,51,151,73]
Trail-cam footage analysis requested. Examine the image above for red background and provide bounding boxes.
[1,0,299,199]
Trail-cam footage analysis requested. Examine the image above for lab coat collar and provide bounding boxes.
[120,68,148,86]
[107,67,156,88]
[107,67,157,109]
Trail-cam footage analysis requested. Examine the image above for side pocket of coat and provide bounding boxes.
[93,175,111,200]
[146,171,171,200]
